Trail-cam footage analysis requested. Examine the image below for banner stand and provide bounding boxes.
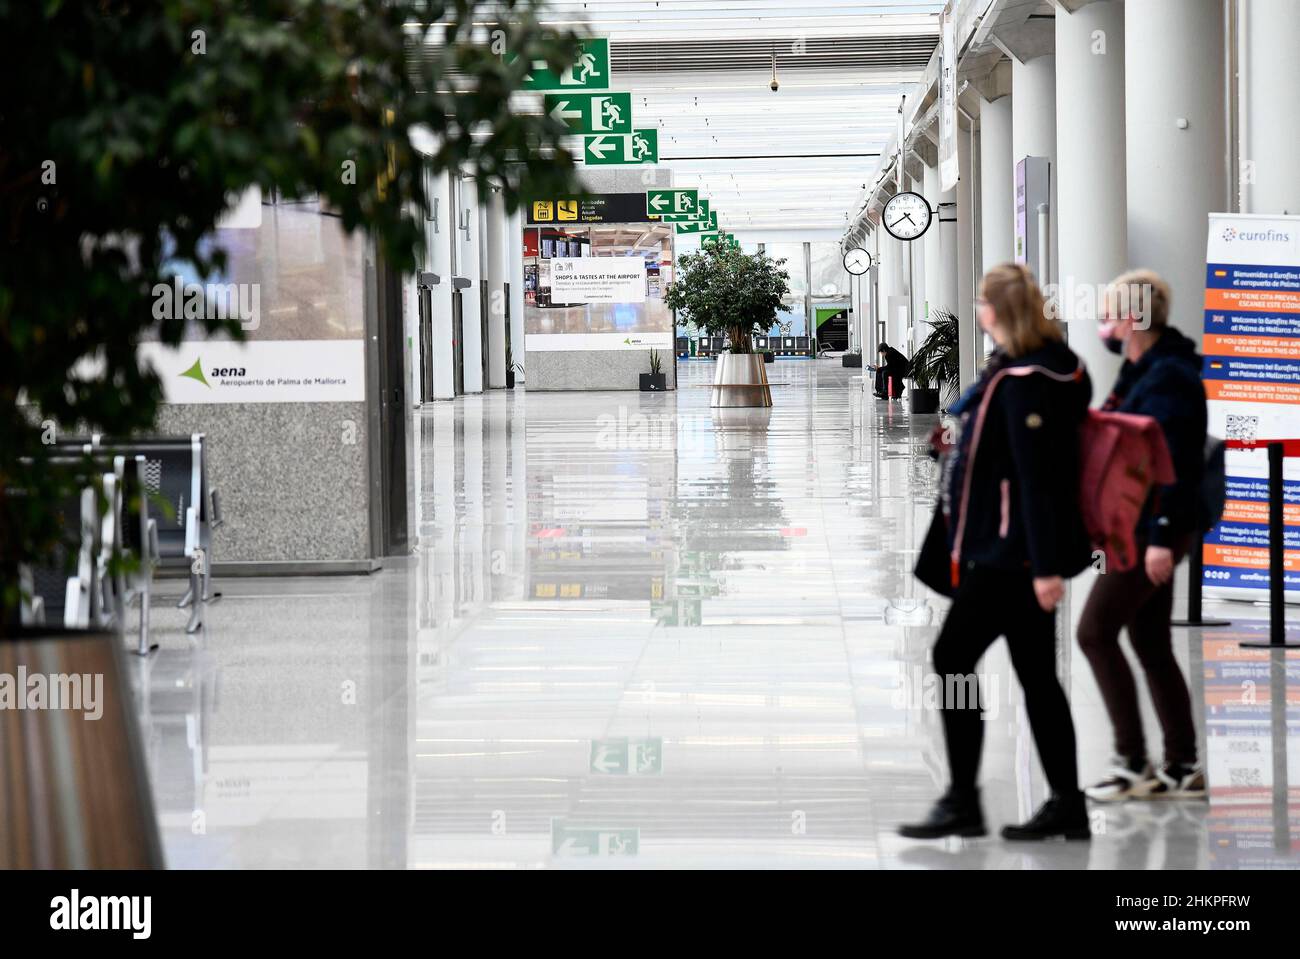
[1240,442,1300,648]
[1171,534,1232,628]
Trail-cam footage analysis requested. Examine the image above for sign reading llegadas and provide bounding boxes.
[529,193,663,225]
[1201,212,1300,600]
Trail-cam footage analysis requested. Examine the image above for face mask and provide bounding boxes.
[1098,320,1125,355]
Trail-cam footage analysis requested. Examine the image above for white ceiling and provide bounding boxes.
[537,0,944,232]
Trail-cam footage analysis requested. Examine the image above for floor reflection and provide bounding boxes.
[132,358,1300,868]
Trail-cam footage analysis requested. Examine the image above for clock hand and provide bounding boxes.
[902,212,916,225]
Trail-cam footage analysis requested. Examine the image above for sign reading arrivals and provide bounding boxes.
[1200,212,1300,600]
[528,192,666,225]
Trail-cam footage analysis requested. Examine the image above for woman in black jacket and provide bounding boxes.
[902,262,1095,842]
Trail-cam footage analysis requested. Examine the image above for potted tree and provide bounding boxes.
[639,349,666,391]
[909,310,959,414]
[663,244,790,408]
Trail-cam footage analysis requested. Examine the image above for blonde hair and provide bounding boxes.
[1105,269,1170,330]
[980,262,1060,357]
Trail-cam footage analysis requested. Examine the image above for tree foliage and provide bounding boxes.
[663,244,790,354]
[0,0,583,610]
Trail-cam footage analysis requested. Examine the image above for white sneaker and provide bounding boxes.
[1146,762,1207,800]
[1085,757,1158,802]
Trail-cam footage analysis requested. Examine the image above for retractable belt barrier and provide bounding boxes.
[1228,439,1300,649]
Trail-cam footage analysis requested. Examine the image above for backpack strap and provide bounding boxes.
[949,360,1083,588]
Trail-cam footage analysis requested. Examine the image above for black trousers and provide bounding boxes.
[1077,537,1197,765]
[932,566,1080,798]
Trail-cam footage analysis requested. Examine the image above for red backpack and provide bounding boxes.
[1078,410,1175,572]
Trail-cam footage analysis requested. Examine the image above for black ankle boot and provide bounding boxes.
[899,790,986,839]
[1001,793,1091,841]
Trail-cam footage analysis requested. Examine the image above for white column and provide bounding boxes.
[456,174,484,394]
[429,169,455,401]
[891,221,909,348]
[1242,0,1300,215]
[507,206,526,382]
[1057,0,1127,394]
[1012,54,1057,284]
[485,188,508,389]
[956,116,976,388]
[922,162,942,321]
[937,185,958,317]
[979,94,1013,271]
[1125,0,1226,342]
[869,225,882,356]
[908,173,927,334]
[876,226,895,351]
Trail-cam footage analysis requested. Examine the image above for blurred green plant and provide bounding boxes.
[663,244,789,354]
[910,309,960,403]
[0,0,582,621]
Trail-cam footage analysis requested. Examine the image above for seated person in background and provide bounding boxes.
[871,341,910,398]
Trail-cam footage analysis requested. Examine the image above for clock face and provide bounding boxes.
[843,247,872,275]
[882,191,933,241]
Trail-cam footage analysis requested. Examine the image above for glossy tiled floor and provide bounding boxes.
[139,359,1300,868]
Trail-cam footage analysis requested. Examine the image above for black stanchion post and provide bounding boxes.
[1172,532,1230,628]
[1242,441,1300,648]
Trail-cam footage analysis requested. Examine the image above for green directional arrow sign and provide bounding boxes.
[584,128,658,165]
[646,188,699,217]
[675,211,718,234]
[544,92,632,134]
[660,199,709,222]
[552,820,639,856]
[704,232,739,249]
[590,737,664,775]
[522,38,610,91]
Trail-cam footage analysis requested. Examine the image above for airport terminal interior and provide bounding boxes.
[5,0,1300,874]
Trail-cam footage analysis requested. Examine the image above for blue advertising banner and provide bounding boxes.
[1201,213,1300,600]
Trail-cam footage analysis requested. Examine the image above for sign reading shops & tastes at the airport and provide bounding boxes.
[1201,212,1300,600]
[548,257,647,304]
[523,192,674,354]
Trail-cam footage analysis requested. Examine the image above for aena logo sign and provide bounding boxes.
[180,357,246,388]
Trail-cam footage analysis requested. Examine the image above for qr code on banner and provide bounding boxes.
[1225,414,1258,443]
[1229,767,1263,787]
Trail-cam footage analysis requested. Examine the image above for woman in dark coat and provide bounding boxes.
[902,262,1095,842]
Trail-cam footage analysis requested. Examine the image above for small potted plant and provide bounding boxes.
[505,343,521,388]
[640,349,666,391]
[908,309,958,414]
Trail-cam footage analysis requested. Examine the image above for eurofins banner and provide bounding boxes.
[1201,212,1300,599]
[141,340,365,404]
